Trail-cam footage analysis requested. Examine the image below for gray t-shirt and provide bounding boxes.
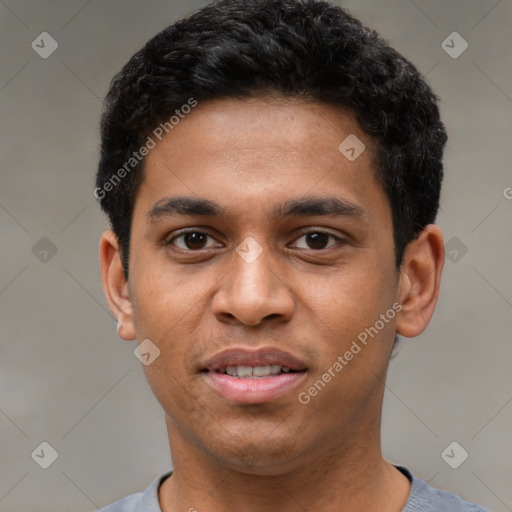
[99,466,490,511]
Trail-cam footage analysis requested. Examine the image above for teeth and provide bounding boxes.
[237,365,253,378]
[270,365,282,375]
[219,365,293,377]
[252,365,271,377]
[226,366,238,377]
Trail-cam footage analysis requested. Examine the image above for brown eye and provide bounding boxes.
[183,232,207,249]
[168,231,218,250]
[293,231,340,250]
[305,232,330,249]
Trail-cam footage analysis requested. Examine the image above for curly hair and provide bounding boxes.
[96,0,447,279]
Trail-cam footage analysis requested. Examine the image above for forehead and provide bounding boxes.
[134,96,387,223]
[150,96,370,165]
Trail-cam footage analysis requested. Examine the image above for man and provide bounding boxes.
[95,0,490,510]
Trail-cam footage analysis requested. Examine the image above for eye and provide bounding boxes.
[166,230,220,250]
[292,231,342,250]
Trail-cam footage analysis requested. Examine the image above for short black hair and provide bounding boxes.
[96,0,447,280]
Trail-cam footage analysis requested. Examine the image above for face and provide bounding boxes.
[103,97,434,475]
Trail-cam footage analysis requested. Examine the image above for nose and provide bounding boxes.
[212,243,295,327]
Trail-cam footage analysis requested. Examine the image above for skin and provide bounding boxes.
[100,96,444,512]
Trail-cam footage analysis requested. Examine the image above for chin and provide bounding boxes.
[203,432,306,475]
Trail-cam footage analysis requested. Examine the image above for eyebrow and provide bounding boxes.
[147,195,366,223]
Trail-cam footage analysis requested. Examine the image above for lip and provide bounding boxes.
[201,347,308,404]
[203,347,307,372]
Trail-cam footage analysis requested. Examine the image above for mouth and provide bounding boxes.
[210,364,302,378]
[201,347,308,404]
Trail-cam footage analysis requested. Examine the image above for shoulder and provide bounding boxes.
[398,466,490,512]
[98,470,172,512]
[98,492,142,512]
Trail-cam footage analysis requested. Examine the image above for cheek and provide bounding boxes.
[130,262,201,338]
[302,261,396,339]
[129,265,212,397]
[142,361,209,446]
[298,273,397,424]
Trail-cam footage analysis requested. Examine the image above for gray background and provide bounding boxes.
[1,0,511,510]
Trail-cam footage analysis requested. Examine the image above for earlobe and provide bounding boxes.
[99,230,136,341]
[395,224,445,338]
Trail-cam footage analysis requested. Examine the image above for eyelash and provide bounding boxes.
[164,229,345,251]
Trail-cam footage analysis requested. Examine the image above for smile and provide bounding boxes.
[203,366,307,404]
[213,365,297,377]
[201,347,308,404]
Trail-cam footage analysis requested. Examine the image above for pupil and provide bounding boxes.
[307,232,328,249]
[185,232,207,249]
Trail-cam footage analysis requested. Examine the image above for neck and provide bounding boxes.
[158,412,410,512]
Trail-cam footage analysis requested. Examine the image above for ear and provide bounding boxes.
[99,230,136,341]
[395,224,445,338]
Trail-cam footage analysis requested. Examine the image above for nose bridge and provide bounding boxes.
[234,241,274,293]
[232,236,279,302]
[213,236,294,325]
